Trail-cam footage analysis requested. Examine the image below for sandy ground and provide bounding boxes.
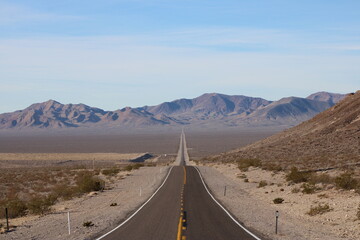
[0,166,169,240]
[199,164,360,240]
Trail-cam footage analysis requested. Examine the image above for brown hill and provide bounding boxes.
[215,91,360,170]
[306,91,346,105]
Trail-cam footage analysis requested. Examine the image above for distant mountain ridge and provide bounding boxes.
[0,92,347,129]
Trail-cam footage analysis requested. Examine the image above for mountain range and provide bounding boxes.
[215,91,359,170]
[0,92,346,130]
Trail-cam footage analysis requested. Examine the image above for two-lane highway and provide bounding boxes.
[97,132,260,240]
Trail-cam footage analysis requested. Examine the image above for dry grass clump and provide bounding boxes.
[307,203,333,216]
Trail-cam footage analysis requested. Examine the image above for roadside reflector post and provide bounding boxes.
[5,208,9,232]
[68,211,71,235]
[224,185,227,196]
[275,210,279,234]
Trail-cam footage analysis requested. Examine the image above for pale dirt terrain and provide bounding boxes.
[199,164,360,240]
[0,153,144,161]
[0,166,169,240]
[0,153,148,168]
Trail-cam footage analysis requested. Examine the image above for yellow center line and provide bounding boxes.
[177,216,183,240]
[177,166,187,240]
[183,166,186,185]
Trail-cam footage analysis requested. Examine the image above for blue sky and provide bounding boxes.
[0,0,359,112]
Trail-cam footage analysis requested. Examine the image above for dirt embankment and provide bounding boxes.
[199,164,360,240]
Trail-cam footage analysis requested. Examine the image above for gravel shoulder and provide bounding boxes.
[198,164,360,240]
[0,166,169,240]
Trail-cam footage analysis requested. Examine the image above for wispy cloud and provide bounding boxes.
[0,2,84,25]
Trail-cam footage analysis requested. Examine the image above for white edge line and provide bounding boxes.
[96,166,174,240]
[194,167,262,240]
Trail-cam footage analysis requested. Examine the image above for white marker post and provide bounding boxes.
[67,211,71,235]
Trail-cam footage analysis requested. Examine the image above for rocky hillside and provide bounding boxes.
[0,92,346,129]
[215,91,360,170]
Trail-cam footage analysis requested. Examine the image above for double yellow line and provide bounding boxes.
[177,166,187,240]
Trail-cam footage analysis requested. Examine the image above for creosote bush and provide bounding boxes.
[123,163,144,172]
[301,183,317,194]
[307,203,333,216]
[309,173,333,185]
[27,194,57,215]
[273,198,284,204]
[286,167,311,183]
[102,167,120,176]
[334,173,358,190]
[238,158,261,171]
[83,221,94,227]
[0,197,27,218]
[258,180,268,188]
[261,163,283,172]
[76,172,104,193]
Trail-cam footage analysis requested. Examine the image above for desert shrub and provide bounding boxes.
[238,158,261,171]
[238,174,247,179]
[286,167,312,183]
[76,172,104,193]
[0,198,27,218]
[83,221,94,227]
[262,163,282,172]
[110,203,117,206]
[291,187,300,193]
[357,204,360,220]
[102,167,120,176]
[244,178,249,183]
[273,198,284,204]
[132,163,144,170]
[258,180,268,188]
[309,173,333,185]
[27,194,57,215]
[307,203,333,216]
[53,184,78,200]
[301,183,317,194]
[334,173,358,190]
[123,165,133,171]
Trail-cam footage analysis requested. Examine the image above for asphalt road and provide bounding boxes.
[97,132,260,240]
